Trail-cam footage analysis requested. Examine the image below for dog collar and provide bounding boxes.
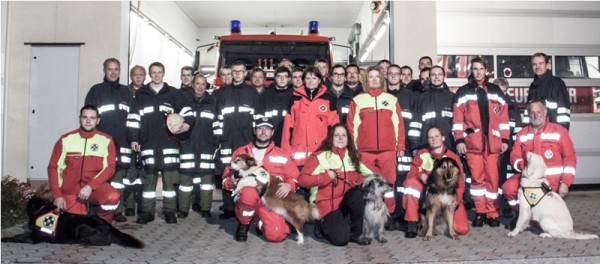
[522,184,550,207]
[34,209,60,236]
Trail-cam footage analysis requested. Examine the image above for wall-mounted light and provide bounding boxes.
[359,9,389,63]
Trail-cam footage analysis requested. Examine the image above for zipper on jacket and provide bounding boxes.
[375,96,379,150]
[80,137,88,188]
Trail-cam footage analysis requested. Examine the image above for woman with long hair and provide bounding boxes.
[298,124,372,246]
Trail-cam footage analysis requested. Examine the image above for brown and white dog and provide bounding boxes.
[507,152,598,240]
[419,157,461,241]
[229,154,319,244]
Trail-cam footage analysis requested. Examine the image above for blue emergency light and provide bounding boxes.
[230,20,241,33]
[309,21,319,34]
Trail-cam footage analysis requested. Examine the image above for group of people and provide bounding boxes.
[47,52,576,247]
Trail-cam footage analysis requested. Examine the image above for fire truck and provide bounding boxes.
[194,20,335,89]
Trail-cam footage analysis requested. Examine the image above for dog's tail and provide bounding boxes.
[111,228,145,248]
[563,230,599,240]
[309,204,320,221]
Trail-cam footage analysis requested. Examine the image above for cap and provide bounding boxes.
[255,117,273,129]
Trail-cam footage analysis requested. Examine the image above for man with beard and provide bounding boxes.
[345,64,364,93]
[255,66,294,147]
[326,64,361,124]
[85,58,132,222]
[222,118,299,242]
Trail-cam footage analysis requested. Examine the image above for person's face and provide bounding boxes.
[499,84,508,95]
[149,65,164,84]
[292,71,303,89]
[471,62,486,81]
[280,60,293,71]
[419,70,430,86]
[193,76,207,97]
[180,69,193,86]
[430,68,445,87]
[104,61,120,82]
[332,126,348,149]
[532,56,549,77]
[378,62,390,77]
[331,68,346,86]
[254,126,274,143]
[251,72,265,88]
[232,65,247,83]
[368,70,382,90]
[304,72,321,90]
[528,102,547,129]
[387,67,401,86]
[400,68,412,85]
[427,128,445,150]
[315,62,329,77]
[359,69,368,84]
[80,109,100,131]
[130,68,146,88]
[220,68,233,85]
[419,58,432,70]
[275,72,290,88]
[346,67,359,85]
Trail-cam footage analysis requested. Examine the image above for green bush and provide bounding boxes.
[1,176,50,229]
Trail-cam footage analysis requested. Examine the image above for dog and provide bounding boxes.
[418,157,461,241]
[229,154,319,244]
[361,174,392,243]
[507,152,598,240]
[1,196,144,248]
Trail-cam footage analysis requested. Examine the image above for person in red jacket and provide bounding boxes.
[222,118,299,242]
[47,105,120,223]
[402,126,469,238]
[502,99,576,230]
[282,66,339,167]
[453,57,510,227]
[298,124,373,246]
[347,66,405,217]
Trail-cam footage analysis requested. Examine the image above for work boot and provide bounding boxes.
[235,223,250,242]
[192,204,202,212]
[201,211,212,218]
[505,212,519,230]
[165,212,177,224]
[349,234,370,245]
[385,217,401,231]
[136,212,155,224]
[113,213,126,223]
[125,208,136,217]
[397,219,408,232]
[405,221,418,238]
[472,213,486,227]
[177,211,189,219]
[219,210,235,219]
[313,222,323,239]
[487,217,500,227]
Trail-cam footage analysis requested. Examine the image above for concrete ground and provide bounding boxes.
[2,190,600,264]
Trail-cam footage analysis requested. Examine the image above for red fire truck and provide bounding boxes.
[194,20,334,89]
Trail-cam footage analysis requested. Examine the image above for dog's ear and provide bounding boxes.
[246,157,257,167]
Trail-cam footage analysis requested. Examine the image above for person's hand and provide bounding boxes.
[174,123,190,134]
[131,142,140,152]
[229,175,238,187]
[327,169,337,180]
[276,182,292,198]
[54,197,67,210]
[447,200,458,212]
[501,143,509,154]
[558,183,569,198]
[412,149,418,157]
[397,151,405,157]
[78,185,93,200]
[419,173,428,184]
[456,143,467,155]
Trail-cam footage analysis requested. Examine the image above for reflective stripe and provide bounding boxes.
[126,121,140,129]
[119,103,129,112]
[214,129,223,135]
[221,157,231,163]
[408,130,421,137]
[384,191,394,198]
[465,177,471,183]
[507,173,515,179]
[499,123,510,130]
[144,157,155,165]
[546,166,564,176]
[141,149,154,156]
[441,110,453,118]
[180,162,195,169]
[200,154,213,160]
[396,186,405,193]
[162,191,177,198]
[242,210,255,217]
[401,111,412,119]
[540,133,560,141]
[159,105,174,113]
[164,157,179,164]
[120,156,131,163]
[470,188,485,196]
[404,187,421,199]
[98,104,115,114]
[497,188,503,195]
[143,191,156,198]
[239,106,254,114]
[557,107,570,114]
[509,121,516,128]
[397,156,412,163]
[397,165,411,172]
[341,107,349,114]
[292,152,307,160]
[456,94,478,107]
[200,112,215,119]
[179,185,193,192]
[100,202,119,211]
[557,115,570,123]
[180,154,195,160]
[143,106,154,114]
[409,122,422,129]
[221,149,232,155]
[422,111,436,121]
[545,100,558,109]
[492,130,501,137]
[120,147,132,154]
[199,162,215,169]
[128,113,141,121]
[507,199,519,206]
[200,184,214,190]
[221,107,235,115]
[564,166,576,175]
[111,182,125,189]
[487,93,506,105]
[452,123,463,131]
[163,148,179,155]
[192,178,201,184]
[180,106,194,117]
[485,191,498,199]
[269,156,288,164]
[513,159,523,172]
[123,178,142,185]
[519,133,534,143]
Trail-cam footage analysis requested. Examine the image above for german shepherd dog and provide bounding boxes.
[361,174,392,243]
[1,196,144,248]
[230,154,319,244]
[507,152,598,240]
[418,157,461,241]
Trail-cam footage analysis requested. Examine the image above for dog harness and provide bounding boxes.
[250,167,270,197]
[522,183,551,207]
[34,209,60,236]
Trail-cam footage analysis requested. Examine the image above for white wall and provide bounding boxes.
[355,1,390,64]
[4,1,129,182]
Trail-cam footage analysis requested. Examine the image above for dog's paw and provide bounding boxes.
[378,238,387,243]
[507,231,519,237]
[539,233,551,238]
[450,235,460,240]
[423,235,432,241]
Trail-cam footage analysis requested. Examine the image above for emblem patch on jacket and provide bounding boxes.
[319,105,327,112]
[544,150,553,159]
[382,100,389,106]
[91,144,99,152]
[494,107,500,114]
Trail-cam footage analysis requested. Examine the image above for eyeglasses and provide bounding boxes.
[332,73,345,77]
[232,70,245,74]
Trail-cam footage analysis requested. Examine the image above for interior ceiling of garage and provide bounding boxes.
[175,1,365,28]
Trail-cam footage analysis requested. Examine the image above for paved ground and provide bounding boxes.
[2,190,600,263]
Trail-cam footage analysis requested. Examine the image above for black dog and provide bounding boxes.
[2,196,144,248]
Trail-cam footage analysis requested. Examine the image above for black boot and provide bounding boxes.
[136,212,155,224]
[177,211,188,219]
[113,213,126,223]
[472,213,486,227]
[405,221,418,238]
[235,223,250,242]
[313,222,323,239]
[165,212,177,224]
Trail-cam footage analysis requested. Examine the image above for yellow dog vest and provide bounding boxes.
[35,209,60,236]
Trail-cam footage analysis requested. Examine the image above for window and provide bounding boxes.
[555,56,600,78]
[497,56,538,78]
[437,55,494,78]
